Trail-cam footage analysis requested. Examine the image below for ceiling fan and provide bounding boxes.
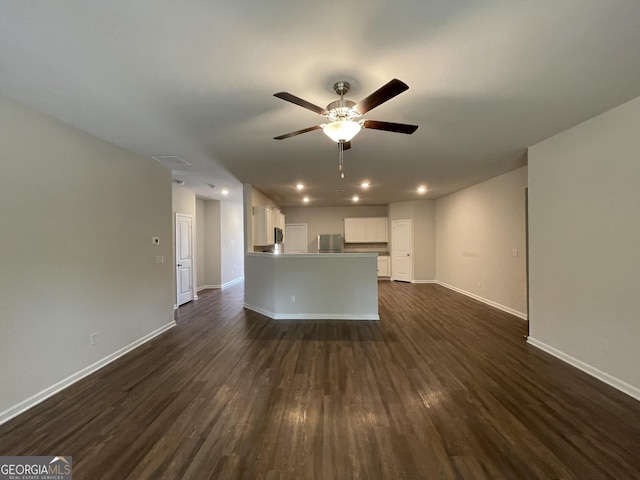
[273,79,418,177]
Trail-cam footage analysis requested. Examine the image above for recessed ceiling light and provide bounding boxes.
[361,181,370,189]
[417,185,427,194]
[221,189,229,195]
[296,183,304,190]
[303,196,310,203]
[352,195,359,202]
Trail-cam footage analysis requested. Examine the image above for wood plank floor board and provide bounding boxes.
[1,282,639,479]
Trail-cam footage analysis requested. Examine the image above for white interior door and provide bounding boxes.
[176,213,194,306]
[392,219,413,282]
[284,223,308,253]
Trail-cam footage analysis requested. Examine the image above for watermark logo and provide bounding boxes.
[0,456,72,480]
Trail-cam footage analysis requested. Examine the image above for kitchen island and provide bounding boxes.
[244,252,379,320]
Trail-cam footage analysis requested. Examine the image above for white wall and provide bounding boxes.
[388,200,437,281]
[196,198,206,288]
[204,200,222,288]
[220,201,244,285]
[528,96,640,397]
[172,184,196,216]
[283,205,388,252]
[436,167,528,317]
[196,199,244,289]
[0,95,174,422]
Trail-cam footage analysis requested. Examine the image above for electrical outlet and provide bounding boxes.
[600,339,609,353]
[155,255,164,264]
[90,332,99,346]
[291,295,296,303]
[477,281,483,288]
[511,248,518,257]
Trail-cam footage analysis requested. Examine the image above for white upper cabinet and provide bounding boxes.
[344,217,366,243]
[365,217,388,242]
[344,217,388,243]
[254,206,283,245]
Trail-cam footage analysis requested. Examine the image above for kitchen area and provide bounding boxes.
[250,205,391,277]
[244,191,391,320]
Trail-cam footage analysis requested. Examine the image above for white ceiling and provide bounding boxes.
[2,1,640,206]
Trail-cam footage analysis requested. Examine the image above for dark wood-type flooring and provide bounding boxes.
[1,282,639,479]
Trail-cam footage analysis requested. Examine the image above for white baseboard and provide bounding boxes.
[197,276,244,293]
[274,313,379,320]
[434,280,528,320]
[411,280,437,284]
[527,337,640,401]
[243,303,379,321]
[0,321,177,426]
[197,284,219,292]
[222,276,244,290]
[243,303,274,318]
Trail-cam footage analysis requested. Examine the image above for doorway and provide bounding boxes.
[175,213,194,306]
[391,219,413,282]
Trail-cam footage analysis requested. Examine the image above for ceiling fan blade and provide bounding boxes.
[273,125,323,140]
[362,120,418,134]
[274,92,328,116]
[353,79,409,114]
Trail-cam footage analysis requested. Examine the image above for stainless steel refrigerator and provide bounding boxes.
[317,234,343,253]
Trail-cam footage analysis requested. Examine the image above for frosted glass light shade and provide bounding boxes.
[323,120,361,142]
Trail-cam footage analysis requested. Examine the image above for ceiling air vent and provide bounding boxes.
[151,155,191,168]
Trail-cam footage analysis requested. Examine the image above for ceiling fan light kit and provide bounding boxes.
[274,78,418,178]
[323,119,362,142]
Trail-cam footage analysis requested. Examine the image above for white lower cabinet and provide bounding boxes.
[377,256,390,277]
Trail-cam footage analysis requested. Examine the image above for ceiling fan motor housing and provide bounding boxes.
[326,99,360,121]
[333,81,351,96]
[327,81,360,121]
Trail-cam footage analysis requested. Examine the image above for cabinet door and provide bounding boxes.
[364,218,377,242]
[254,206,279,246]
[376,256,387,277]
[344,218,365,243]
[364,217,388,242]
[266,208,275,245]
[377,256,390,277]
[373,217,388,242]
[253,206,267,245]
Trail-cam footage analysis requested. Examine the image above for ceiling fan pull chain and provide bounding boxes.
[339,141,344,179]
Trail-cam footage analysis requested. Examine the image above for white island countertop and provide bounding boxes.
[244,252,379,320]
[247,252,377,257]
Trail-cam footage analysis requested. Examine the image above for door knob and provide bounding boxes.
[177,264,183,267]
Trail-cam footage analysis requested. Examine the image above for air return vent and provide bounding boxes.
[151,155,191,167]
